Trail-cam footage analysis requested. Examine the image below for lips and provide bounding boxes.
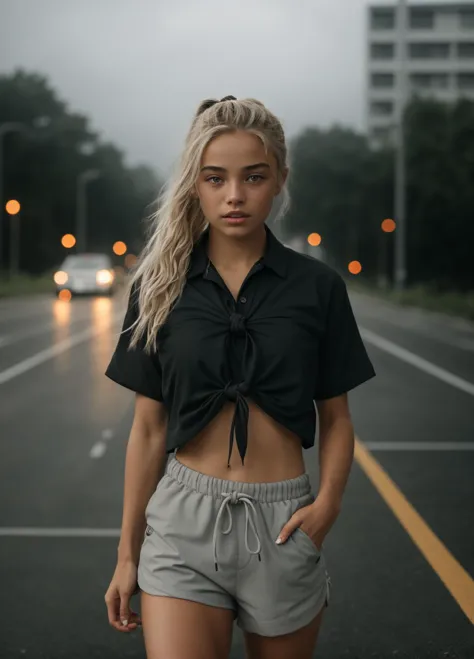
[223,213,250,218]
[222,215,249,225]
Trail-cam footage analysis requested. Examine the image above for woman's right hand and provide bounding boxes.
[104,560,142,633]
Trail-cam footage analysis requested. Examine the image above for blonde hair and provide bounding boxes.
[129,96,290,352]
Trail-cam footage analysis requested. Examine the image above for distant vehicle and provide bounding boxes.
[53,253,116,296]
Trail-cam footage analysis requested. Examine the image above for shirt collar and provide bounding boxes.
[187,224,288,280]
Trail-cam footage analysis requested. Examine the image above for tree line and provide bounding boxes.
[0,69,161,275]
[280,96,474,292]
[1,69,473,291]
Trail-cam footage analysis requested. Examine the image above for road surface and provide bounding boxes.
[0,287,473,658]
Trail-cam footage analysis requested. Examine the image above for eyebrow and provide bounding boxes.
[200,163,271,173]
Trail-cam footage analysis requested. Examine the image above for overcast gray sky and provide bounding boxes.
[0,0,441,177]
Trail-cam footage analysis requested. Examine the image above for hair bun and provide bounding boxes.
[196,96,237,117]
[196,99,219,115]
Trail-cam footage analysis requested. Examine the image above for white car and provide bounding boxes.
[54,253,116,296]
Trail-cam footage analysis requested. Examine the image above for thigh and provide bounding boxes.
[141,592,235,659]
[244,605,325,659]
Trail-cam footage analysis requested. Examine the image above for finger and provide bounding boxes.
[276,520,302,545]
[119,594,131,628]
[130,610,142,625]
[110,617,138,633]
[106,602,140,632]
[106,599,131,632]
[105,594,120,627]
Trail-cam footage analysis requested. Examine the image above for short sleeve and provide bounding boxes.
[314,274,376,401]
[105,282,163,401]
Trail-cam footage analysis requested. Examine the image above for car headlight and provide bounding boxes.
[96,269,114,285]
[54,271,68,285]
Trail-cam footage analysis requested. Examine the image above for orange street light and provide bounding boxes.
[381,218,396,233]
[6,199,21,277]
[348,260,362,275]
[61,233,76,249]
[5,199,20,215]
[58,289,72,302]
[307,233,322,247]
[113,241,127,256]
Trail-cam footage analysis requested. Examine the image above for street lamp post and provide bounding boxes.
[394,0,408,291]
[5,199,21,278]
[76,169,100,253]
[0,118,51,274]
[0,122,30,273]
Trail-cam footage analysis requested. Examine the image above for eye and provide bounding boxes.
[205,174,265,185]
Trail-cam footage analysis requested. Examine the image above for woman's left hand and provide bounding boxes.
[275,496,340,551]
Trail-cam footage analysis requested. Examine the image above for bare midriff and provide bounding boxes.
[175,400,306,483]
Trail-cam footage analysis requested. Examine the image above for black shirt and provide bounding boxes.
[105,225,376,466]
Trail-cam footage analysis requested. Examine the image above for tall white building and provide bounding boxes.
[366,2,474,145]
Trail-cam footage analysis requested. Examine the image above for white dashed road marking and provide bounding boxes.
[364,442,474,451]
[0,312,122,386]
[361,327,474,397]
[0,528,121,537]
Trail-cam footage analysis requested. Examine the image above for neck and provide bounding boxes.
[207,225,267,272]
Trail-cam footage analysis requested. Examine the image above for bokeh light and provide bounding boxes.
[96,269,114,285]
[381,218,396,233]
[54,271,68,286]
[5,199,21,215]
[124,253,137,269]
[307,233,322,247]
[348,260,362,275]
[58,289,72,302]
[113,241,127,256]
[61,233,76,248]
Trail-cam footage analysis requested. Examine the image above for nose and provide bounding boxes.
[225,180,245,206]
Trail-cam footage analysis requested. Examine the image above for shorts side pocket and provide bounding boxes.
[291,528,322,562]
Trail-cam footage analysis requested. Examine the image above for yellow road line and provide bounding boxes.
[354,436,474,624]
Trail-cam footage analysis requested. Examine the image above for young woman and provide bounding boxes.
[104,96,376,659]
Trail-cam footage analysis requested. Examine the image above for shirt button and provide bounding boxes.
[239,296,247,304]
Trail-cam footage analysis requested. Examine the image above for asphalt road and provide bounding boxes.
[0,286,473,659]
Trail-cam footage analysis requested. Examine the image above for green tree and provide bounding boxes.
[405,97,474,290]
[282,125,392,276]
[282,97,474,290]
[0,69,160,275]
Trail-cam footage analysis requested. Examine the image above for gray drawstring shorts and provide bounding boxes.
[137,456,331,637]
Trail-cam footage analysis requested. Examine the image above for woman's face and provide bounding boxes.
[195,130,287,238]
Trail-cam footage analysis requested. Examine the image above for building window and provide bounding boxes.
[410,73,449,89]
[371,43,395,59]
[409,43,450,59]
[458,42,474,58]
[410,9,434,29]
[371,8,395,30]
[458,73,474,89]
[371,73,395,88]
[460,10,474,29]
[371,101,393,116]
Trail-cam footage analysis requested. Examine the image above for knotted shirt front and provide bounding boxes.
[105,226,376,466]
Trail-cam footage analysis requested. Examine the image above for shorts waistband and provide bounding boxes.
[165,456,311,503]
